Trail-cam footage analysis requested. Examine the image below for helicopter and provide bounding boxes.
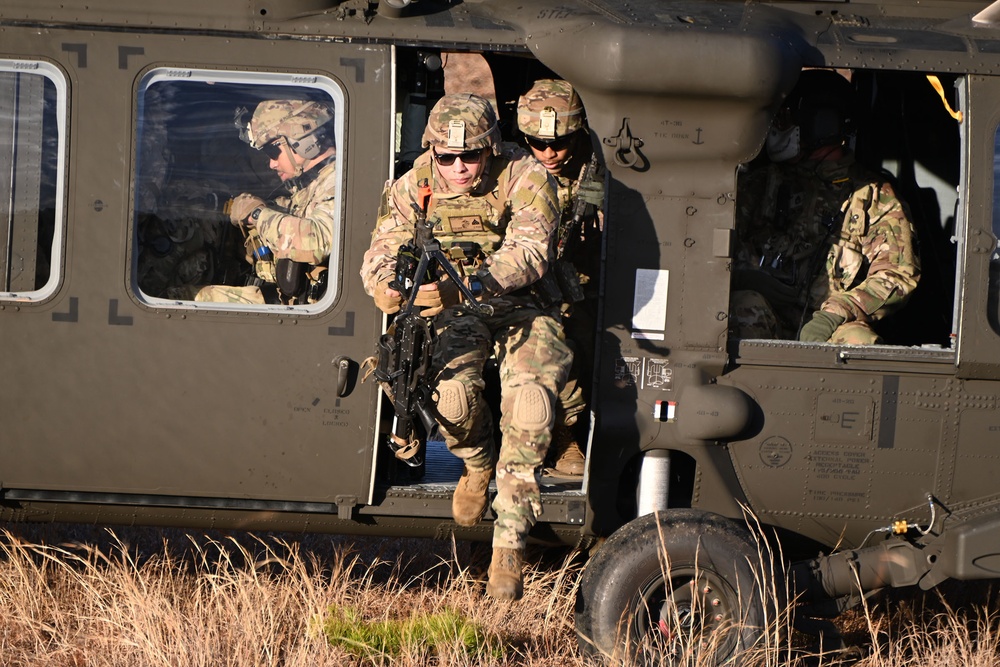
[3,0,1000,662]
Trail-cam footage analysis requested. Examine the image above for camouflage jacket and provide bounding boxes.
[255,157,337,265]
[734,153,920,326]
[361,143,559,301]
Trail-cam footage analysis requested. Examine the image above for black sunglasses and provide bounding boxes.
[525,134,574,152]
[433,148,486,167]
[261,138,286,160]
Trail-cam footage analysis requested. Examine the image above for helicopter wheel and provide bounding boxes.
[575,509,775,665]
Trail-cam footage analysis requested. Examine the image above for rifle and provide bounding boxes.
[556,152,602,261]
[544,152,602,306]
[372,180,493,467]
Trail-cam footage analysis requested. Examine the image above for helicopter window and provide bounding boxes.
[0,60,66,302]
[732,69,960,348]
[132,68,344,311]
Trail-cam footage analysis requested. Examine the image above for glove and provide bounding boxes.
[373,280,403,315]
[414,277,460,317]
[576,178,604,207]
[799,310,846,343]
[229,193,266,228]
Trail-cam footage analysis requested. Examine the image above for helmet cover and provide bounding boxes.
[421,93,500,152]
[516,79,584,140]
[245,100,334,158]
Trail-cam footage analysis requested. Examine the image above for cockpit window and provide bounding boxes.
[0,60,66,302]
[132,69,344,312]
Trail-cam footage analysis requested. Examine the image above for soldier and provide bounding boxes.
[192,99,338,304]
[731,69,920,344]
[361,92,571,600]
[516,79,604,477]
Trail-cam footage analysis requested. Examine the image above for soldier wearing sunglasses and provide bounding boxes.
[361,92,571,601]
[517,79,605,478]
[195,99,338,304]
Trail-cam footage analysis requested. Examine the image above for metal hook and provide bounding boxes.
[603,117,644,168]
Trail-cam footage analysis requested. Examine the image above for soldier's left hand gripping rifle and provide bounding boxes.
[372,180,493,467]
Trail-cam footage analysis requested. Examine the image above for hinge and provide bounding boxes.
[335,495,357,520]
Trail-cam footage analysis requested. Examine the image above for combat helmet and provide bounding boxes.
[421,93,501,154]
[242,99,335,160]
[781,69,857,152]
[517,79,585,140]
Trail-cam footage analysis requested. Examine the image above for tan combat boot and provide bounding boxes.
[486,547,524,601]
[550,424,585,476]
[452,466,492,527]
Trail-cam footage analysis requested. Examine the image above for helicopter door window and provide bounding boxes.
[0,60,67,303]
[132,68,345,312]
[732,69,959,348]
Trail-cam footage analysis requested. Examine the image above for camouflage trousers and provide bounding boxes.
[555,297,597,429]
[187,284,267,304]
[431,304,572,551]
[557,347,586,427]
[730,290,880,344]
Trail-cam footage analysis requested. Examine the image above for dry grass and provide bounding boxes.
[0,524,581,666]
[0,523,999,666]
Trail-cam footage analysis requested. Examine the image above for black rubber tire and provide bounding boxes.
[575,509,772,666]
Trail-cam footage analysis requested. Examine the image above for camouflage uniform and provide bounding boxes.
[361,94,571,552]
[731,153,920,343]
[517,79,604,450]
[543,159,603,425]
[192,158,338,304]
[190,99,337,304]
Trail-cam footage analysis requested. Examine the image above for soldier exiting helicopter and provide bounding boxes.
[189,99,337,304]
[516,79,604,477]
[731,69,920,344]
[361,93,570,600]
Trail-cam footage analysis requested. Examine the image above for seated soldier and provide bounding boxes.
[181,99,337,305]
[732,70,920,344]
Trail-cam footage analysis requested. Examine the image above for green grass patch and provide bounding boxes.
[322,604,502,661]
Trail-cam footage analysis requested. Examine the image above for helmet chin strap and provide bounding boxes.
[282,139,306,179]
[558,131,588,169]
[470,153,491,190]
[554,149,574,171]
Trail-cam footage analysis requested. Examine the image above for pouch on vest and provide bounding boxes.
[444,241,485,274]
[531,270,564,309]
[276,258,308,300]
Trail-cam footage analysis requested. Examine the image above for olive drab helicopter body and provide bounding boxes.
[3,0,1000,661]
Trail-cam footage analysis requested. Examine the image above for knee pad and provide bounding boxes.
[435,379,470,424]
[510,382,553,432]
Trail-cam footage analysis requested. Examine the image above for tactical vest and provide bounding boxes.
[247,159,336,304]
[413,150,514,275]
